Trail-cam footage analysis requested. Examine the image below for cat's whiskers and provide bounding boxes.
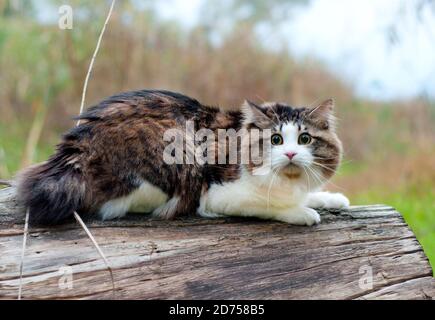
[313,156,353,167]
[311,161,336,173]
[255,94,266,104]
[307,164,345,191]
[323,179,345,191]
[312,156,338,160]
[304,165,326,187]
[294,159,317,193]
[310,161,344,187]
[311,167,329,185]
[266,166,281,212]
[301,165,312,193]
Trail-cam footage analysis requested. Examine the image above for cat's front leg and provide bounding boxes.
[305,191,349,210]
[275,206,321,226]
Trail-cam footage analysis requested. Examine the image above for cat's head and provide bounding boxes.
[242,99,342,187]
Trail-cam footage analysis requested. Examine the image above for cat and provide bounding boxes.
[16,89,349,226]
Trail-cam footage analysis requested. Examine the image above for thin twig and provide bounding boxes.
[17,0,117,300]
[77,0,117,126]
[74,0,116,297]
[73,0,117,298]
[73,212,116,297]
[18,208,29,300]
[0,179,12,186]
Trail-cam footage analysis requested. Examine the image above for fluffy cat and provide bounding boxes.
[16,89,349,225]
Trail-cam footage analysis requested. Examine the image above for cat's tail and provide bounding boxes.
[16,154,86,225]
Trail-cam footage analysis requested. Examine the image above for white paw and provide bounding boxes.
[306,192,349,210]
[277,207,321,226]
[302,207,321,226]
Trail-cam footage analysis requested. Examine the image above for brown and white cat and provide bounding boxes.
[17,90,349,226]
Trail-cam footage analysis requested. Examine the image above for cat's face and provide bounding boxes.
[242,99,342,187]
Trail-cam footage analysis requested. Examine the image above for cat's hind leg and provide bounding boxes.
[99,196,131,220]
[152,196,181,219]
[153,180,203,219]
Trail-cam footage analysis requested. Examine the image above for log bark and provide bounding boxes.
[0,186,433,300]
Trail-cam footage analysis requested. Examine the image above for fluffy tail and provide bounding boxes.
[16,155,86,225]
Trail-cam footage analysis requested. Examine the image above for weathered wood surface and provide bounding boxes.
[0,186,434,300]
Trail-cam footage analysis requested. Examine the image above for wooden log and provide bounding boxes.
[0,186,433,300]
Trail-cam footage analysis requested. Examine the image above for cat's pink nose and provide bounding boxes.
[285,152,297,160]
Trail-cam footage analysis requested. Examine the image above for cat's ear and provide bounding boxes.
[242,100,273,128]
[307,98,336,129]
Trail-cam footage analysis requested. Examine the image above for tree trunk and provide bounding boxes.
[0,187,433,300]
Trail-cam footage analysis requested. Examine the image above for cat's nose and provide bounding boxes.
[285,152,297,160]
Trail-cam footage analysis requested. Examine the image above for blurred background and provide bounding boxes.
[0,0,434,267]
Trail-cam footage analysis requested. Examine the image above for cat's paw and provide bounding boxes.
[277,207,321,226]
[306,192,350,210]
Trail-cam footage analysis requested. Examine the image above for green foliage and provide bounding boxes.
[0,121,55,175]
[0,19,70,102]
[0,0,34,17]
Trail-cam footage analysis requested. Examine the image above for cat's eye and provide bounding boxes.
[298,133,312,145]
[271,133,284,145]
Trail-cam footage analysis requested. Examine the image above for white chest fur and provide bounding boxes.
[201,171,308,219]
